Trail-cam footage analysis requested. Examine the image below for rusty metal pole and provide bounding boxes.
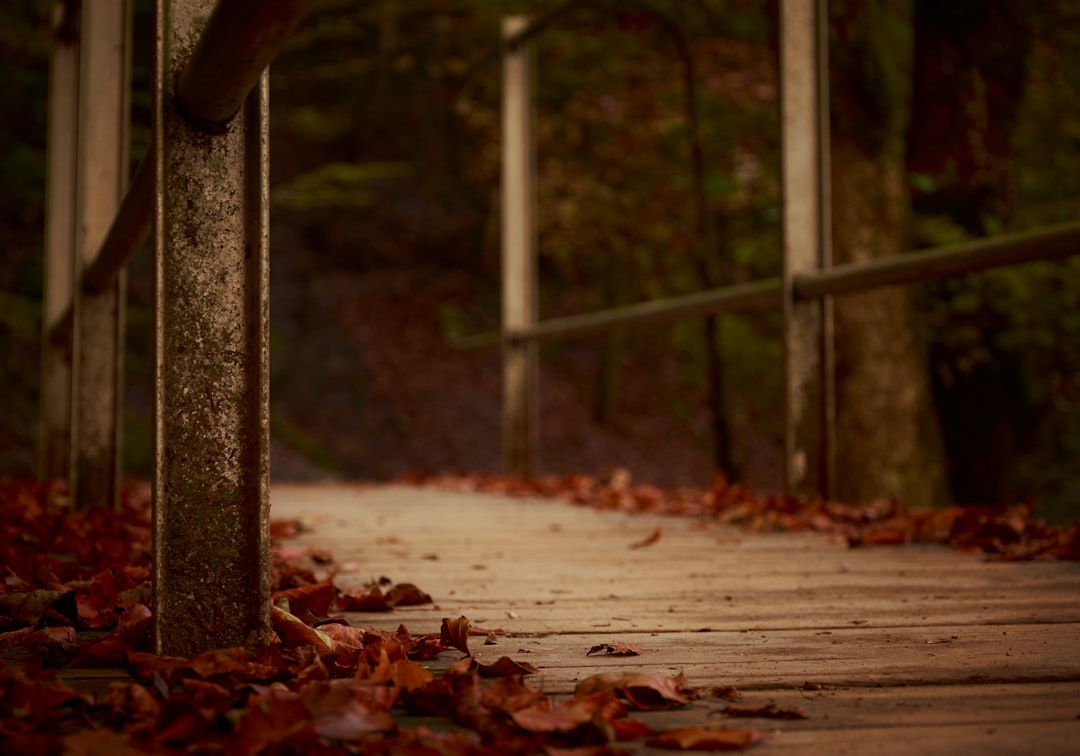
[70,0,132,508]
[152,0,272,655]
[501,15,539,479]
[41,1,80,481]
[781,0,834,499]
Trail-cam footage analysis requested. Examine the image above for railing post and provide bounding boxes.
[41,0,80,481]
[501,15,539,478]
[152,0,272,655]
[69,0,132,508]
[781,0,834,499]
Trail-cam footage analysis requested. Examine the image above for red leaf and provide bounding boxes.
[629,527,662,549]
[21,625,77,660]
[575,672,694,710]
[392,658,435,692]
[587,643,643,656]
[273,582,335,620]
[387,582,433,607]
[613,717,653,740]
[722,702,807,720]
[646,725,767,750]
[271,604,334,653]
[101,681,161,723]
[299,680,397,740]
[0,589,77,628]
[476,656,538,678]
[336,584,393,612]
[440,616,471,655]
[59,728,148,756]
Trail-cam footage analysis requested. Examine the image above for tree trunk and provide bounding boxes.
[828,0,949,507]
[906,0,1034,505]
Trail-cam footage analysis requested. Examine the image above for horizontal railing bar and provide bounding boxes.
[504,279,783,346]
[795,220,1080,300]
[83,150,153,294]
[455,220,1080,349]
[177,0,314,129]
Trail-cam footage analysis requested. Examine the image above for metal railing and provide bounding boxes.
[458,3,1080,498]
[41,0,311,656]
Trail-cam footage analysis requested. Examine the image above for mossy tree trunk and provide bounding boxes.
[828,0,949,506]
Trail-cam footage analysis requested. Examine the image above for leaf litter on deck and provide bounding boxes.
[0,479,770,753]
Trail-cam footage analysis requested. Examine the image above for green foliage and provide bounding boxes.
[271,162,411,210]
[270,411,344,476]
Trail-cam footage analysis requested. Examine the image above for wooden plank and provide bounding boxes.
[331,623,1079,692]
[275,487,1080,636]
[632,685,1080,756]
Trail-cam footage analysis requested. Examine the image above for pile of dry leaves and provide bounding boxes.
[418,469,1080,561]
[1,479,770,754]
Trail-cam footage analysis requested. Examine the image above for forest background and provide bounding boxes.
[1,0,1079,523]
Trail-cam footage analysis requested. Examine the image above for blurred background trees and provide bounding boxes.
[1,0,1079,522]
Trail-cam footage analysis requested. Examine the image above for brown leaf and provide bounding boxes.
[336,583,394,612]
[722,702,807,720]
[300,680,396,740]
[0,589,77,628]
[575,672,693,710]
[391,658,435,692]
[629,527,662,549]
[387,582,433,606]
[646,725,767,750]
[440,616,471,655]
[273,582,336,620]
[476,656,538,678]
[59,728,149,756]
[270,604,334,653]
[587,643,643,657]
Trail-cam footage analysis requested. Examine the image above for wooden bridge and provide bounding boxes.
[37,1,1080,714]
[48,482,1080,753]
[254,485,1080,752]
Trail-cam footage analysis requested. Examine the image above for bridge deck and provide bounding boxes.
[265,483,1080,754]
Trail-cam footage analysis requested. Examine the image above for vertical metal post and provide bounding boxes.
[781,0,834,499]
[41,0,80,481]
[70,0,131,509]
[501,16,539,478]
[152,0,272,655]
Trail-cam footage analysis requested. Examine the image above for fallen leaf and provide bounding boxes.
[336,583,394,612]
[387,582,433,606]
[300,680,397,740]
[646,725,767,750]
[629,527,662,549]
[0,589,77,629]
[575,672,694,710]
[722,702,807,720]
[440,616,471,655]
[273,582,336,620]
[476,656,538,678]
[270,604,334,653]
[587,643,643,657]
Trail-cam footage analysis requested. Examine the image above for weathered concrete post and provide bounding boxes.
[151,0,272,655]
[41,0,80,481]
[69,0,132,508]
[781,0,834,499]
[501,15,539,478]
